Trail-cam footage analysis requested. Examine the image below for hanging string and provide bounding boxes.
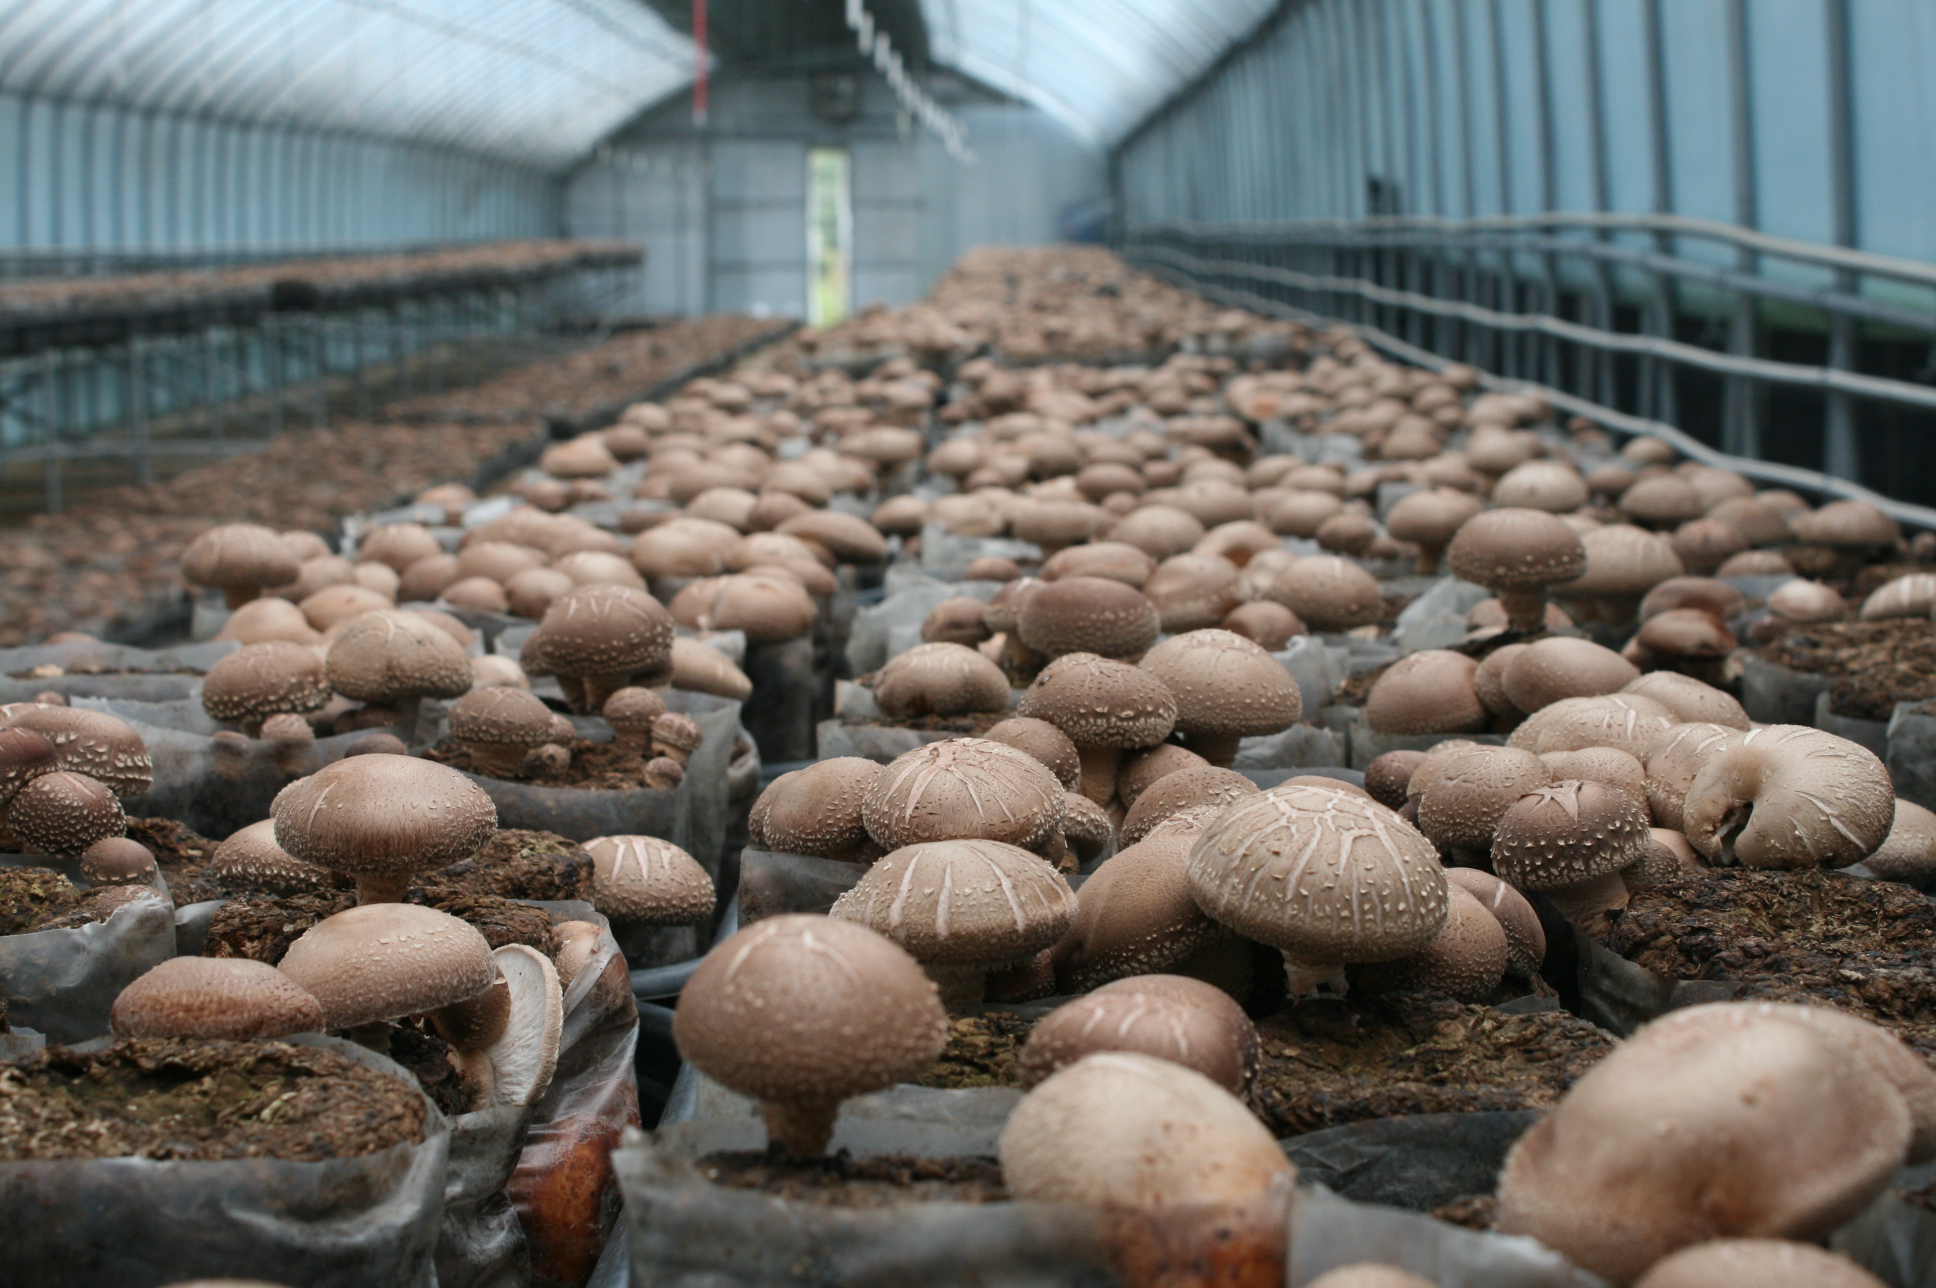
[843,0,973,163]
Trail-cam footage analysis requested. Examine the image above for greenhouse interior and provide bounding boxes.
[7,0,1936,1285]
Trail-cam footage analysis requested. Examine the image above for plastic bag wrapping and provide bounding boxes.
[917,525,1041,583]
[74,694,222,734]
[0,1033,450,1288]
[1232,725,1348,771]
[1833,1161,1936,1288]
[1388,577,1492,656]
[0,672,204,703]
[742,635,819,763]
[1272,637,1345,722]
[1571,931,1742,1037]
[510,919,644,1288]
[0,639,235,677]
[441,1103,539,1288]
[1287,1186,1607,1288]
[117,717,373,838]
[1816,689,1889,757]
[0,890,176,1042]
[1888,702,1936,813]
[1346,721,1506,771]
[455,693,739,857]
[818,719,962,763]
[1279,1113,1539,1212]
[739,848,867,924]
[1739,654,1829,726]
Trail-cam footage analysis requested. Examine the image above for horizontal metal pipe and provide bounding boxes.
[1133,244,1936,413]
[1135,261,1936,533]
[1133,211,1936,292]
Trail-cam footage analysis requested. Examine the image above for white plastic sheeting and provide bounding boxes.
[921,0,1276,143]
[0,0,695,169]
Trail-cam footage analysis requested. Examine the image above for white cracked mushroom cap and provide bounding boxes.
[110,956,324,1040]
[324,609,474,707]
[277,902,497,1030]
[1621,670,1750,729]
[449,943,563,1109]
[209,817,333,894]
[583,834,715,924]
[1137,630,1301,764]
[830,838,1076,1004]
[861,737,1066,850]
[1018,975,1258,1094]
[1187,782,1449,994]
[998,1051,1293,1209]
[1495,1002,1912,1284]
[673,914,948,1155]
[1642,722,1742,833]
[1681,725,1895,869]
[1491,779,1651,891]
[1505,693,1679,759]
[5,705,152,799]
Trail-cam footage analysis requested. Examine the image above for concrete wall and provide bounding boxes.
[564,69,1104,318]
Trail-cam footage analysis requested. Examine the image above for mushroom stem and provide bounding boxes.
[762,1099,842,1157]
[1495,590,1550,635]
[1183,732,1243,768]
[1076,745,1122,807]
[925,962,988,1009]
[1598,595,1643,628]
[344,1021,393,1053]
[352,872,412,905]
[221,586,262,611]
[1415,544,1444,576]
[1542,871,1631,939]
[578,673,634,716]
[1711,801,1754,865]
[429,971,510,1049]
[1281,954,1350,999]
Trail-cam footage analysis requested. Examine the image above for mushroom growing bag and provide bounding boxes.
[0,1034,451,1288]
[0,882,176,1043]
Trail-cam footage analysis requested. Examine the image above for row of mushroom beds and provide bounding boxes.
[6,246,1936,1288]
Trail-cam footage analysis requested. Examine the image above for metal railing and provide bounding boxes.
[1124,214,1936,495]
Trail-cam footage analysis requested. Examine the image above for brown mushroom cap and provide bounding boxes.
[1618,473,1707,528]
[358,523,445,573]
[1767,577,1849,623]
[861,737,1066,850]
[1633,1240,1887,1288]
[1351,882,1508,1001]
[1495,1003,1911,1284]
[1681,725,1895,868]
[1863,798,1936,889]
[981,717,1081,790]
[874,642,1012,718]
[1539,745,1647,813]
[1632,607,1736,661]
[1492,460,1589,513]
[78,835,157,887]
[111,957,323,1042]
[921,596,995,647]
[583,835,715,924]
[1041,541,1157,588]
[1446,508,1587,594]
[208,817,333,893]
[1793,498,1901,550]
[1499,637,1640,713]
[1559,524,1686,622]
[1472,644,1529,720]
[1506,693,1678,758]
[182,524,302,607]
[1641,721,1742,832]
[778,510,889,564]
[1860,572,1936,621]
[277,902,498,1030]
[1385,488,1485,570]
[755,757,881,857]
[447,686,555,773]
[1115,744,1211,809]
[1108,503,1208,559]
[1363,749,1428,809]
[9,770,125,855]
[5,706,152,799]
[1058,791,1115,868]
[213,596,324,644]
[201,641,332,731]
[272,754,496,901]
[1638,575,1748,623]
[1143,554,1246,632]
[999,1051,1293,1208]
[1054,828,1228,991]
[1018,653,1178,804]
[325,609,473,708]
[1220,599,1304,651]
[673,913,948,1154]
[1492,779,1651,891]
[1018,975,1258,1093]
[1015,576,1159,659]
[601,686,667,747]
[1139,629,1301,762]
[1188,782,1449,992]
[1260,555,1385,633]
[1121,765,1259,846]
[1415,746,1554,856]
[1363,650,1487,735]
[533,583,676,709]
[1443,867,1546,978]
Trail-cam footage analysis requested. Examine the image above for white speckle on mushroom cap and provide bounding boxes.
[533,582,676,696]
[1120,765,1257,846]
[755,757,881,857]
[583,834,715,924]
[201,641,332,730]
[325,609,473,707]
[110,956,324,1040]
[1506,693,1679,759]
[673,914,947,1151]
[447,686,555,773]
[999,1051,1293,1209]
[1492,779,1651,891]
[277,902,498,1030]
[1187,782,1449,975]
[861,737,1066,850]
[1016,576,1160,659]
[1138,629,1301,757]
[874,642,1012,718]
[1351,882,1508,1001]
[9,770,125,856]
[1642,721,1742,831]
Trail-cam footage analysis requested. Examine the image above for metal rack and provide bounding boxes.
[0,242,643,513]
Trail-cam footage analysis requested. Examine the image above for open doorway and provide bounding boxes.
[807,147,852,327]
